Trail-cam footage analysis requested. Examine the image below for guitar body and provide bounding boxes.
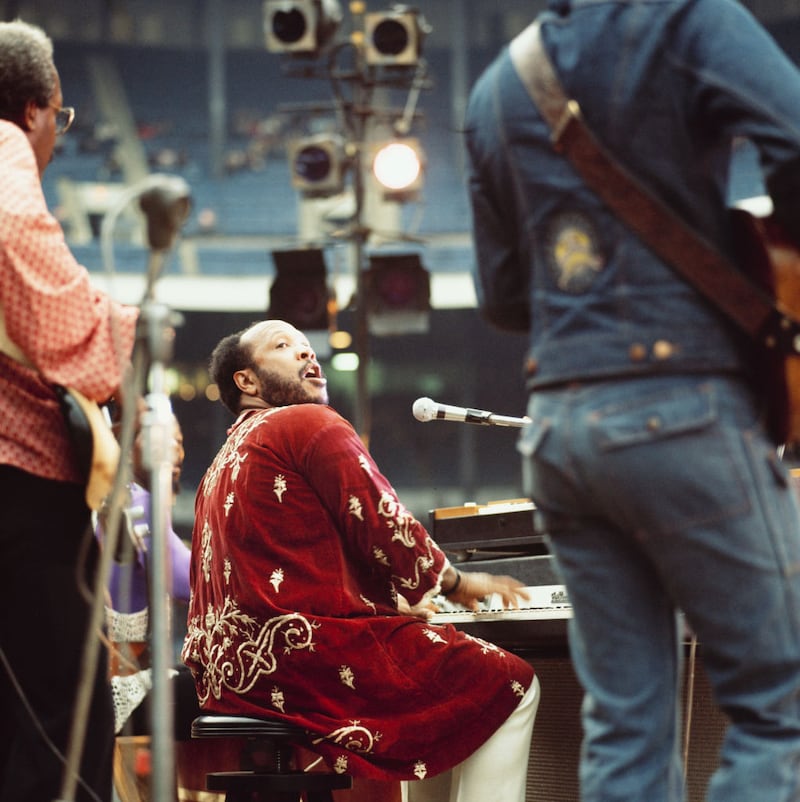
[57,386,120,510]
[732,208,800,447]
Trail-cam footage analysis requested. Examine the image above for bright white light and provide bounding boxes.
[372,142,421,191]
[331,352,360,372]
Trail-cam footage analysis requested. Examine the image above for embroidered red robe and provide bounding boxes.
[182,403,535,780]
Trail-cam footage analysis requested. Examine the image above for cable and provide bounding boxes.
[0,645,104,802]
[58,346,145,802]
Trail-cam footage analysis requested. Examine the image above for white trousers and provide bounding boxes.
[403,674,540,802]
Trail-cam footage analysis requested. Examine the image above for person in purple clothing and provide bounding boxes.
[98,416,199,740]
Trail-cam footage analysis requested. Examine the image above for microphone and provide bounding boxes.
[138,174,192,251]
[412,397,530,428]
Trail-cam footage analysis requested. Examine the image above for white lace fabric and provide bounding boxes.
[106,607,149,643]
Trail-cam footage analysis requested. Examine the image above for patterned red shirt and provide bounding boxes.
[183,404,535,781]
[0,120,138,483]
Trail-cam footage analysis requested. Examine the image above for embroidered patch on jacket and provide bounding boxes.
[543,212,605,293]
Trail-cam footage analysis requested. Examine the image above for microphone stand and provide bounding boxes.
[138,294,179,802]
[137,182,190,802]
[56,175,189,802]
[463,410,530,427]
[55,395,136,802]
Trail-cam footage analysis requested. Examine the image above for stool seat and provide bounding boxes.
[206,770,353,794]
[190,713,352,802]
[192,714,306,741]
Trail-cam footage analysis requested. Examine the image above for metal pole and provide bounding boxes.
[352,144,371,445]
[206,0,227,180]
[139,297,179,802]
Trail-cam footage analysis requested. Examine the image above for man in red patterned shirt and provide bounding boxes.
[0,19,138,802]
[182,319,541,802]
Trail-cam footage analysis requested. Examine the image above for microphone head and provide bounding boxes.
[139,175,192,251]
[412,397,436,422]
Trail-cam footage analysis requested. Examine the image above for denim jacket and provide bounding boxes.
[465,0,800,390]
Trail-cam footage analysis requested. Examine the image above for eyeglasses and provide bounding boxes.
[49,103,75,135]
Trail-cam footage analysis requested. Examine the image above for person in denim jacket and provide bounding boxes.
[465,1,800,800]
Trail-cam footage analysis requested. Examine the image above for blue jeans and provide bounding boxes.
[519,374,800,802]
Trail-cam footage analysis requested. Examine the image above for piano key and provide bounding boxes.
[434,584,570,614]
[430,584,572,653]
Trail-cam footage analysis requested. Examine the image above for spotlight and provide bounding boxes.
[364,252,430,335]
[371,138,424,200]
[287,134,347,197]
[269,248,335,331]
[364,5,430,66]
[263,0,342,55]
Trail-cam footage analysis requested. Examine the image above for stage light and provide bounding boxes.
[363,5,430,66]
[331,352,359,372]
[364,253,430,335]
[268,248,336,331]
[263,0,342,55]
[287,134,347,197]
[371,138,424,200]
[328,329,352,350]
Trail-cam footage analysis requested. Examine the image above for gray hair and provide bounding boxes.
[0,19,56,126]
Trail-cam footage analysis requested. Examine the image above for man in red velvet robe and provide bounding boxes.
[182,319,540,801]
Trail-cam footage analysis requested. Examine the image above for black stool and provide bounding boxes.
[191,714,353,802]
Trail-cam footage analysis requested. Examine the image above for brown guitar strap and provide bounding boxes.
[508,20,800,357]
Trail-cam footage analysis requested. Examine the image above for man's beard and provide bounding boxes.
[254,366,327,407]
